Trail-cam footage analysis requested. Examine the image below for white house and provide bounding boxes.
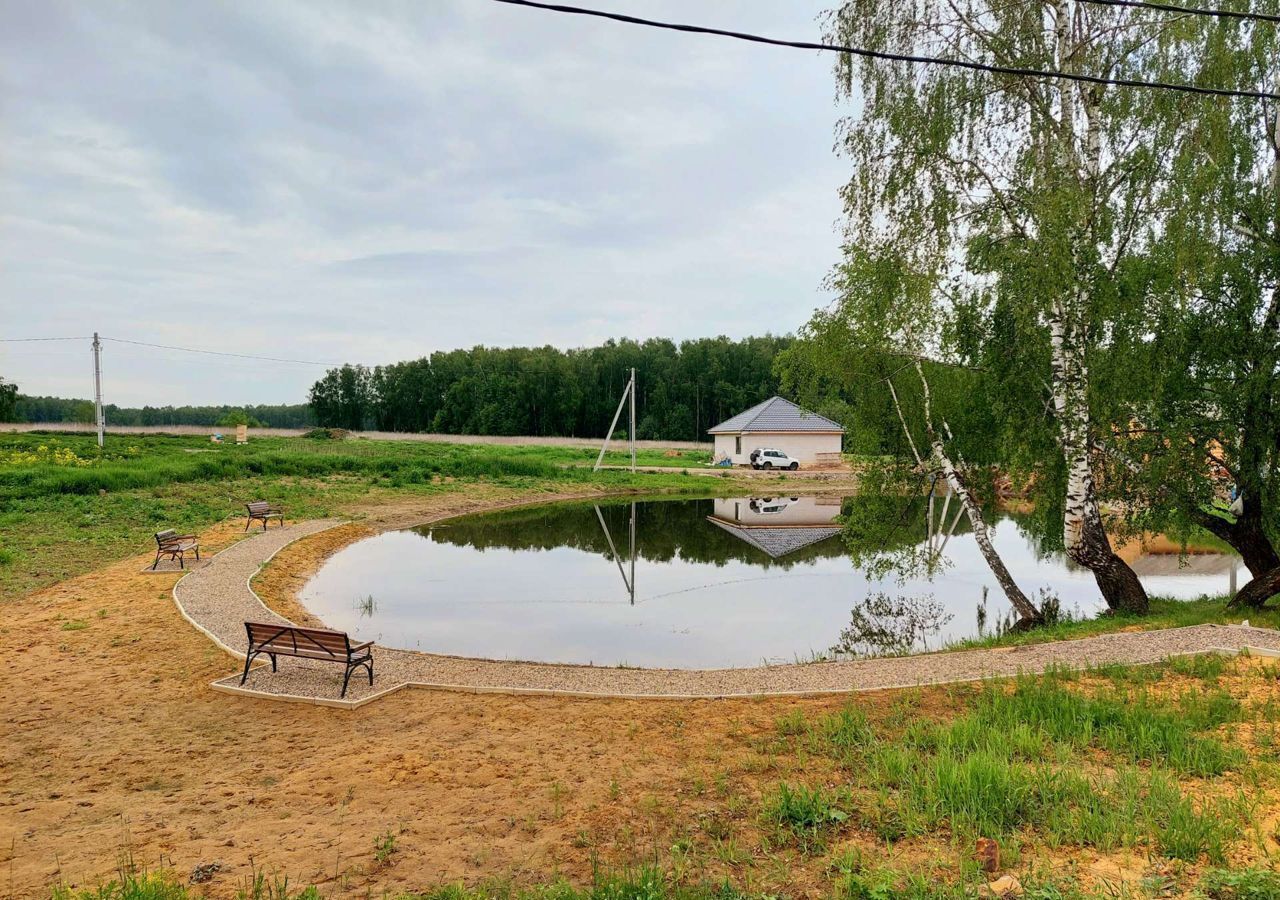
[705,495,843,559]
[707,396,844,467]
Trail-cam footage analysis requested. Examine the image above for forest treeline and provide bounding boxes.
[10,395,314,429]
[308,336,792,440]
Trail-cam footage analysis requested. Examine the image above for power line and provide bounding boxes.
[99,337,342,367]
[491,0,1280,101]
[1077,0,1280,24]
[0,336,91,342]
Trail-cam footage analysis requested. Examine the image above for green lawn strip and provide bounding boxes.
[768,664,1261,865]
[0,432,748,600]
[942,596,1280,653]
[46,863,1280,900]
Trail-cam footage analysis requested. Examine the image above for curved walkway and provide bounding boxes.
[175,520,1280,709]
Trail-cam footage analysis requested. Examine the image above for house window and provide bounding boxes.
[735,436,742,454]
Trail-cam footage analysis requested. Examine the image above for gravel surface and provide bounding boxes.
[177,520,1280,707]
[173,520,344,654]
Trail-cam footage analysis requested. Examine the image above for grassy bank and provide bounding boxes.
[945,596,1280,652]
[48,656,1280,898]
[0,432,715,599]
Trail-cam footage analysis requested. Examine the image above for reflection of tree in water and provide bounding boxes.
[418,496,845,570]
[830,591,954,658]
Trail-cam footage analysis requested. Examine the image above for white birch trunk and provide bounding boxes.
[904,362,1043,624]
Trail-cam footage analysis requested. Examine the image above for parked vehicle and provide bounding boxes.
[749,448,799,470]
[749,496,801,514]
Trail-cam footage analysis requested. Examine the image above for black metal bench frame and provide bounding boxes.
[245,501,286,532]
[241,622,373,698]
[152,529,200,570]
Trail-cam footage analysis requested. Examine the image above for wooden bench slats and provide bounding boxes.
[241,621,373,698]
[152,530,199,570]
[245,501,285,532]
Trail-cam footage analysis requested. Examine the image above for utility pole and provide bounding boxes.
[92,332,104,449]
[629,367,636,473]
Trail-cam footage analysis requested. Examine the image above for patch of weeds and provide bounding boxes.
[60,619,88,631]
[1146,776,1243,863]
[1200,867,1280,900]
[1167,653,1231,683]
[775,709,809,738]
[373,828,398,863]
[711,836,749,866]
[760,782,850,852]
[966,673,1245,776]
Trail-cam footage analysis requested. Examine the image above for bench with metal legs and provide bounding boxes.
[241,621,373,698]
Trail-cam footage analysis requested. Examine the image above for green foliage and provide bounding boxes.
[49,866,320,900]
[373,828,398,862]
[14,395,312,428]
[760,782,850,850]
[0,376,17,421]
[773,667,1250,860]
[1200,868,1280,900]
[311,336,792,441]
[214,409,267,428]
[0,433,711,599]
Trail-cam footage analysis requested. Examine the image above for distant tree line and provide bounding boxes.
[8,394,314,428]
[308,337,792,440]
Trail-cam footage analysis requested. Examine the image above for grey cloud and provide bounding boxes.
[1,0,850,406]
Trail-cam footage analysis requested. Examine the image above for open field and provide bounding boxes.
[0,433,717,600]
[4,434,1280,898]
[0,422,711,451]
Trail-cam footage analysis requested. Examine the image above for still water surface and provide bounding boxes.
[300,494,1240,668]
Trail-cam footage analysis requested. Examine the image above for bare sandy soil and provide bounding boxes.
[0,487,853,898]
[2,485,1274,899]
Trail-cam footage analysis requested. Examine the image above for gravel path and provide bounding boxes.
[176,520,1280,708]
[173,520,345,654]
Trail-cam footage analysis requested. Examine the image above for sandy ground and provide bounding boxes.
[1,485,1271,899]
[0,486,858,898]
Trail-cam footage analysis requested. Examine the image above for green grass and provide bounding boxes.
[0,433,724,599]
[52,861,1280,900]
[944,596,1280,652]
[773,666,1253,861]
[1200,868,1280,900]
[760,782,851,852]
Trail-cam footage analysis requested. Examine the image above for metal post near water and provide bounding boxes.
[92,332,104,449]
[629,367,636,473]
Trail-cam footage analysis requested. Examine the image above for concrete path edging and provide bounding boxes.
[172,518,1280,709]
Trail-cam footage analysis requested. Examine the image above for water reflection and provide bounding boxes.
[297,494,1242,669]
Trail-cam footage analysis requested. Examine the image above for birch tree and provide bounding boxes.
[822,0,1246,613]
[794,248,1045,626]
[1098,33,1280,608]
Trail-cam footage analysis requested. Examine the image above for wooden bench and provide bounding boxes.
[152,529,199,569]
[241,621,373,698]
[244,501,285,531]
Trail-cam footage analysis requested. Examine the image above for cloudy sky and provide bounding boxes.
[1,1,851,406]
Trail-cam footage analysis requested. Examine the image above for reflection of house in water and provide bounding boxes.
[707,496,844,559]
[1113,534,1242,592]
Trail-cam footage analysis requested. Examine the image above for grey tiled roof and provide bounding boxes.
[707,396,844,434]
[706,519,843,559]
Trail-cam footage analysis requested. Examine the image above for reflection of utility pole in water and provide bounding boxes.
[593,502,637,604]
[925,482,965,566]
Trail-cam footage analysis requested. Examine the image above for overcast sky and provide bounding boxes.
[1,1,851,406]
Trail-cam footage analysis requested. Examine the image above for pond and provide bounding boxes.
[299,494,1242,669]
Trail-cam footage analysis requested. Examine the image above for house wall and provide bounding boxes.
[712,431,842,466]
[711,495,842,526]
